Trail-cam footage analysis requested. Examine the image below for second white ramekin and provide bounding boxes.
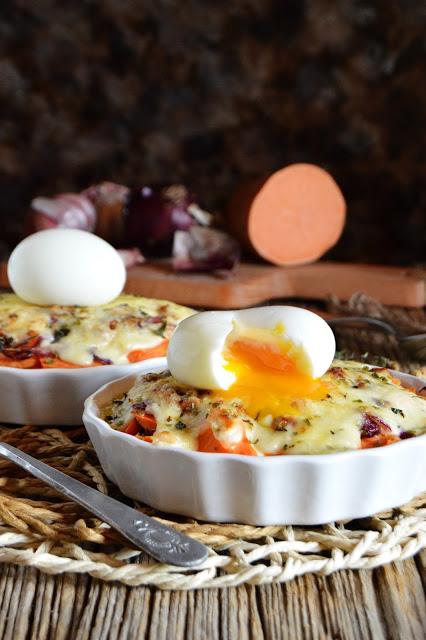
[0,361,156,425]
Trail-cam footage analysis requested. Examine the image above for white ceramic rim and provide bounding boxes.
[0,361,154,377]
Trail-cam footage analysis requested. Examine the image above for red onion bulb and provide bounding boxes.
[124,184,211,256]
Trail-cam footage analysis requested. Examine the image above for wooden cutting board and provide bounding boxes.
[1,260,424,309]
[125,261,426,308]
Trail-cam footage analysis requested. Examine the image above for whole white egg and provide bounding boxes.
[7,229,126,306]
[167,306,336,390]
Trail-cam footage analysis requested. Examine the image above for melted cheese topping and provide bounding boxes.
[0,293,193,365]
[103,360,426,455]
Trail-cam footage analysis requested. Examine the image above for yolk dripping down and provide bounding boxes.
[218,327,328,421]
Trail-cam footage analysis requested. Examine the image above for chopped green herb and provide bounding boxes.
[151,321,167,337]
[371,372,388,382]
[53,326,70,342]
[175,420,186,430]
[330,430,335,435]
[353,399,363,403]
[305,418,311,426]
[391,407,405,417]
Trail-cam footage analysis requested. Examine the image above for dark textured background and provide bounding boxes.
[0,0,425,264]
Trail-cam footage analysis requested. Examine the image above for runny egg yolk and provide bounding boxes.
[218,327,328,421]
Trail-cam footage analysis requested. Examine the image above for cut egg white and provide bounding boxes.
[167,306,336,421]
[7,229,126,306]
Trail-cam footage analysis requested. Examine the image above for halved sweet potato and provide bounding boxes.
[228,163,346,266]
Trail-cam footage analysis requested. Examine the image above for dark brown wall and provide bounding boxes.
[0,0,425,264]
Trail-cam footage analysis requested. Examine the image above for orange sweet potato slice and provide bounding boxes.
[0,356,39,368]
[198,427,257,456]
[127,340,168,363]
[228,163,346,266]
[360,433,400,449]
[39,356,101,368]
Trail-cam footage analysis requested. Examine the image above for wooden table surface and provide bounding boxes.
[0,551,424,639]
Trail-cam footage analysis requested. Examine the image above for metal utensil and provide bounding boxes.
[327,316,426,361]
[0,443,209,567]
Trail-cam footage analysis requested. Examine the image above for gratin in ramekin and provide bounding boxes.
[82,358,426,525]
[0,362,154,425]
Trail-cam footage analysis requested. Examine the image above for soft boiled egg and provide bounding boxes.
[8,229,126,306]
[167,306,336,421]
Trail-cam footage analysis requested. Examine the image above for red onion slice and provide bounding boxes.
[124,184,212,256]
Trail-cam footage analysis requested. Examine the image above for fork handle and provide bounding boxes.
[0,443,208,567]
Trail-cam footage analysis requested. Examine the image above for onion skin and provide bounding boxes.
[27,193,96,234]
[124,184,197,256]
[172,227,240,272]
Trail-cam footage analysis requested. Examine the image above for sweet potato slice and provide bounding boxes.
[360,433,400,449]
[39,356,101,368]
[124,419,140,435]
[0,356,39,368]
[198,428,257,456]
[127,340,168,363]
[133,411,157,434]
[228,163,346,266]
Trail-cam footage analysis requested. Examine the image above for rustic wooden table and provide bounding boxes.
[0,552,424,639]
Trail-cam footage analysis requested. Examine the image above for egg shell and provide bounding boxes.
[167,306,336,390]
[8,229,126,306]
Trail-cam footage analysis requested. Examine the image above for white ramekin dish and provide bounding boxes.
[0,362,155,425]
[83,358,426,525]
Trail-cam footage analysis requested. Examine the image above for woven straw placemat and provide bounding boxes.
[0,295,425,590]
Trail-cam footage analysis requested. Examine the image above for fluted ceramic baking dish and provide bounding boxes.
[82,358,426,525]
[0,362,152,425]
